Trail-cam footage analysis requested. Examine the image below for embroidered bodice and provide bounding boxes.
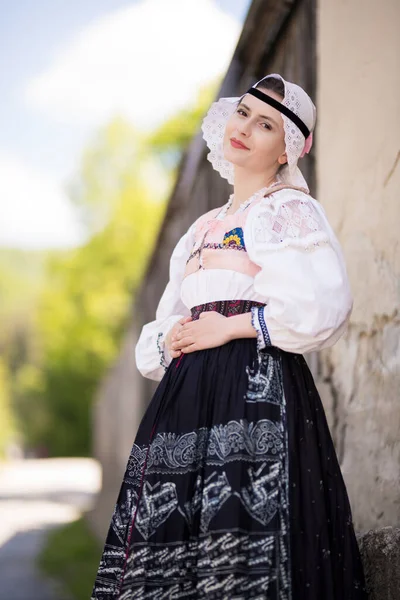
[135,187,354,381]
[183,206,262,280]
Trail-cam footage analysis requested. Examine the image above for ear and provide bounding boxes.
[278,152,287,166]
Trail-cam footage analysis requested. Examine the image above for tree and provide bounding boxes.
[4,79,219,456]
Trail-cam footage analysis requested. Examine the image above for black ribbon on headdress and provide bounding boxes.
[245,87,310,139]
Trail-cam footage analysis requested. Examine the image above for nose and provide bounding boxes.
[237,119,251,137]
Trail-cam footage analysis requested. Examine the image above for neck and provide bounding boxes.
[231,166,279,211]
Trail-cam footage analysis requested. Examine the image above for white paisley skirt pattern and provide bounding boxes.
[91,299,368,600]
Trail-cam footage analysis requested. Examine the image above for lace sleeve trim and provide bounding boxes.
[249,192,331,251]
[250,306,271,351]
[156,331,169,372]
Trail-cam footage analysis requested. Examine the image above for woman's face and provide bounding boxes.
[223,89,287,175]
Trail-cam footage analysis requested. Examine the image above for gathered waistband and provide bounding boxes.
[190,299,265,321]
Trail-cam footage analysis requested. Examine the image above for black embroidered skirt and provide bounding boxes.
[91,300,368,600]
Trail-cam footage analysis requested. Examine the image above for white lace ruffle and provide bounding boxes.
[247,191,330,252]
[200,97,237,185]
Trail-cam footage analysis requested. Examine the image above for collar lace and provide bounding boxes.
[216,182,279,220]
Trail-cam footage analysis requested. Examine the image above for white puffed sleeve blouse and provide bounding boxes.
[134,221,197,381]
[244,190,353,354]
[135,188,353,381]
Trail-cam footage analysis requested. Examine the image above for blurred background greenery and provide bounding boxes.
[0,80,216,460]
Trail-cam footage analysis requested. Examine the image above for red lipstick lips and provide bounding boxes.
[230,137,249,150]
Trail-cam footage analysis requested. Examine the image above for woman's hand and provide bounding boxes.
[171,312,232,354]
[164,316,192,358]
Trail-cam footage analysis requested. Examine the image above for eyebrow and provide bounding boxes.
[238,102,279,127]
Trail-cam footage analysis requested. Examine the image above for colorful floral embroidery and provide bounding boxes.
[186,228,247,266]
[186,242,247,265]
[190,299,265,321]
[222,227,246,249]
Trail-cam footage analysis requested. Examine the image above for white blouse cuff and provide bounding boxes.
[156,329,174,372]
[250,305,272,352]
[156,314,184,372]
[135,313,184,381]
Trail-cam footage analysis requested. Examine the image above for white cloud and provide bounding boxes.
[25,0,241,130]
[0,154,85,249]
[7,0,242,249]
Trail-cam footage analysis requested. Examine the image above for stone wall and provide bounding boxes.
[317,0,400,532]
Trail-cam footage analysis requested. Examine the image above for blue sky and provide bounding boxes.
[0,0,251,249]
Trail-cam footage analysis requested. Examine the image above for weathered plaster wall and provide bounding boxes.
[317,0,400,532]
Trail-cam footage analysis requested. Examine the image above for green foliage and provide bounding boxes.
[0,247,47,315]
[4,119,168,456]
[29,149,166,455]
[0,359,16,457]
[0,247,50,456]
[147,79,219,170]
[38,517,101,600]
[1,80,218,457]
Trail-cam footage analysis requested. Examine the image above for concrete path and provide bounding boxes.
[0,458,101,600]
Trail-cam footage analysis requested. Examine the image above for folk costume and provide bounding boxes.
[91,74,368,599]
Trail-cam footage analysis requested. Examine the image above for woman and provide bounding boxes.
[91,74,368,599]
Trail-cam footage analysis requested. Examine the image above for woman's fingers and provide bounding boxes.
[175,324,196,340]
[178,316,192,326]
[179,342,198,353]
[171,335,193,350]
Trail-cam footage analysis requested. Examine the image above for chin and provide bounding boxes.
[222,144,246,166]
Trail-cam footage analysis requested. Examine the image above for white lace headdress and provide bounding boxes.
[201,73,316,192]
